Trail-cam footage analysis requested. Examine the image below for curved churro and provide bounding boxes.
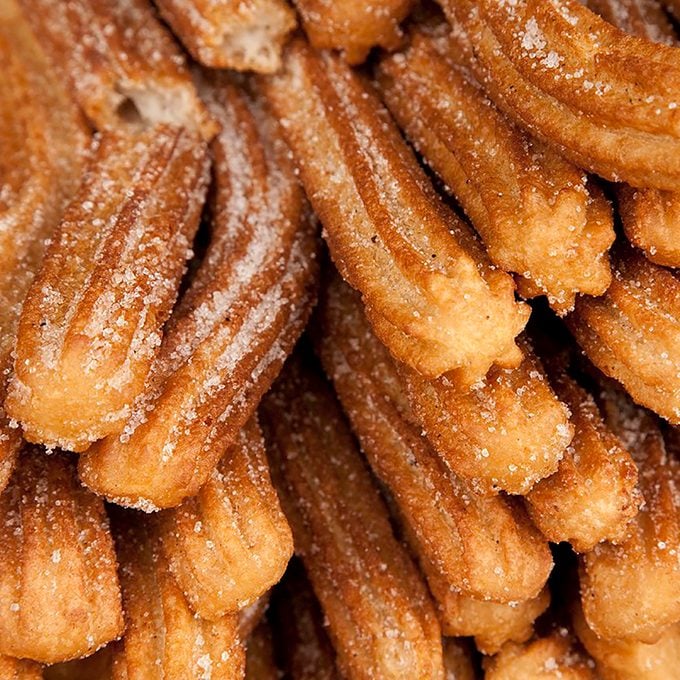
[439,0,680,190]
[293,0,414,64]
[568,247,680,424]
[6,126,209,452]
[0,0,88,491]
[17,0,216,139]
[580,384,680,642]
[261,38,528,384]
[79,76,319,510]
[112,513,244,680]
[0,449,123,664]
[261,357,444,680]
[157,417,293,620]
[156,0,296,72]
[0,657,42,680]
[526,369,640,552]
[378,21,614,313]
[316,274,552,603]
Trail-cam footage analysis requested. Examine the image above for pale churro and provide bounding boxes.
[261,357,444,679]
[261,38,529,384]
[7,126,209,452]
[79,76,319,510]
[378,20,614,314]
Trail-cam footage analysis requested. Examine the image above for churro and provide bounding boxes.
[442,639,476,680]
[0,657,42,680]
[157,417,293,620]
[79,76,319,510]
[261,38,529,383]
[0,449,123,664]
[7,126,209,452]
[238,596,270,642]
[378,20,614,313]
[245,620,279,680]
[261,357,444,679]
[156,0,296,72]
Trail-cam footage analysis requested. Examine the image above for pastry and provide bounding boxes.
[0,657,42,680]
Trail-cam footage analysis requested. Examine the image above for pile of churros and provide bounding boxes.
[2,0,680,677]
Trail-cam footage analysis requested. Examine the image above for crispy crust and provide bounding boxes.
[440,0,680,190]
[0,0,88,492]
[6,127,209,451]
[261,38,529,384]
[17,0,217,140]
[579,384,680,642]
[526,370,641,552]
[112,514,244,679]
[293,0,415,64]
[78,77,319,510]
[315,274,552,602]
[0,657,42,680]
[568,247,680,424]
[0,450,123,663]
[378,21,614,313]
[157,418,293,620]
[244,620,279,680]
[156,0,296,72]
[260,358,444,679]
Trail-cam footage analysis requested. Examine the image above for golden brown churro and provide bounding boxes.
[526,369,640,552]
[439,0,680,190]
[79,77,319,510]
[17,0,216,139]
[112,513,244,680]
[378,21,614,314]
[316,274,552,603]
[6,126,209,452]
[0,0,88,491]
[157,417,293,620]
[262,38,529,384]
[0,449,123,664]
[293,0,415,63]
[0,657,42,680]
[580,384,680,643]
[156,0,296,72]
[261,358,444,679]
[245,620,279,680]
[568,247,680,424]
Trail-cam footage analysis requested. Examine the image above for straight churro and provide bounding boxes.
[79,76,319,510]
[261,38,529,384]
[7,126,209,452]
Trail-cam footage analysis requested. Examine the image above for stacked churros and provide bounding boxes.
[4,0,680,676]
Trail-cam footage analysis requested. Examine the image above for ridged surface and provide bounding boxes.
[156,0,296,72]
[378,20,614,313]
[569,247,680,424]
[17,0,217,139]
[78,77,319,510]
[260,358,444,680]
[7,126,209,451]
[440,0,680,190]
[0,0,88,492]
[316,274,552,603]
[0,449,123,663]
[157,417,293,620]
[112,514,244,680]
[262,38,529,384]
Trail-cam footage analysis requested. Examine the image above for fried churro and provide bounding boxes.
[316,274,552,603]
[261,357,444,679]
[0,449,123,664]
[157,417,293,620]
[112,513,244,680]
[293,0,414,64]
[6,126,209,452]
[580,384,680,642]
[568,246,680,424]
[526,369,640,552]
[378,20,614,314]
[17,0,216,139]
[79,76,319,510]
[0,0,88,491]
[0,657,42,680]
[261,38,528,384]
[156,0,296,72]
[439,0,680,190]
